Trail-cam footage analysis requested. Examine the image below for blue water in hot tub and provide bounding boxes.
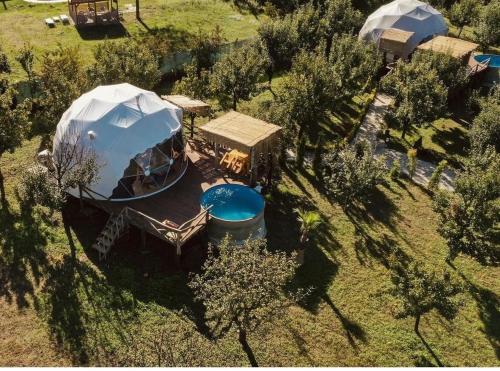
[200,184,265,221]
[474,54,500,68]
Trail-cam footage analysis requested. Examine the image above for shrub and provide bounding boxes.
[428,160,448,191]
[322,142,386,207]
[407,149,417,180]
[389,159,401,180]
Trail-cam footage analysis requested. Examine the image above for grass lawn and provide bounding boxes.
[0,134,499,366]
[387,116,470,168]
[0,0,261,79]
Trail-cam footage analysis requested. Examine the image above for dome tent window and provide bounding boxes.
[53,83,187,201]
[112,132,186,199]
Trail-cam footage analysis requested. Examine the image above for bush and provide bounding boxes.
[0,47,11,74]
[322,142,386,207]
[428,160,448,191]
[17,164,64,210]
[407,149,417,180]
[389,159,401,180]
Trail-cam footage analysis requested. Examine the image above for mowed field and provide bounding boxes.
[0,0,261,78]
[0,134,498,366]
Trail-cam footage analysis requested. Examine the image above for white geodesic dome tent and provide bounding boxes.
[358,0,448,58]
[53,83,186,201]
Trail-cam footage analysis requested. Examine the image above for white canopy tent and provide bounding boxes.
[358,0,448,59]
[53,83,186,201]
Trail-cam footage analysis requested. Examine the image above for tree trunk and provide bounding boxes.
[190,113,195,139]
[135,0,140,20]
[238,329,258,367]
[457,27,463,38]
[233,94,237,111]
[401,120,409,139]
[0,166,5,205]
[414,314,421,334]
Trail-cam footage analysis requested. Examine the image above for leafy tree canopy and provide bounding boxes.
[449,0,481,37]
[433,147,500,264]
[382,58,447,138]
[474,0,500,51]
[89,40,161,90]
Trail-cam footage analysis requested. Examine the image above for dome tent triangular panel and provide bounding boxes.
[53,83,186,201]
[358,0,448,58]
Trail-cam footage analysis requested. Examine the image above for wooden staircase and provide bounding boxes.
[92,210,129,261]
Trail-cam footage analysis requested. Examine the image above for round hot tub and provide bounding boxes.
[474,54,500,86]
[200,184,266,243]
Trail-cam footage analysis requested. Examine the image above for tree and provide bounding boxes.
[389,159,401,180]
[210,43,268,110]
[188,237,301,367]
[321,142,387,207]
[34,46,89,135]
[389,260,462,334]
[469,88,500,154]
[411,50,468,103]
[268,48,336,145]
[173,62,211,100]
[0,82,31,203]
[449,0,480,37]
[293,2,322,51]
[191,26,225,75]
[0,46,11,74]
[89,40,161,90]
[474,0,500,51]
[257,17,299,82]
[16,44,35,96]
[320,0,363,54]
[329,35,382,101]
[433,148,500,264]
[382,59,447,139]
[312,132,324,175]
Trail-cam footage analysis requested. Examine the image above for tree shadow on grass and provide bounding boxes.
[322,294,367,351]
[456,272,500,360]
[62,198,213,340]
[0,201,49,309]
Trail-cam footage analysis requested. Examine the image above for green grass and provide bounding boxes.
[0,0,262,79]
[387,117,470,168]
[1,133,499,366]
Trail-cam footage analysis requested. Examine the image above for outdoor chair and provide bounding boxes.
[45,18,55,27]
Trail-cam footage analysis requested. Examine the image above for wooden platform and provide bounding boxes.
[87,143,244,248]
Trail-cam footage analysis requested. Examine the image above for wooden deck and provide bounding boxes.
[87,143,244,249]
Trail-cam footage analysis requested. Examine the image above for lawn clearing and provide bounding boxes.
[0,0,261,79]
[387,116,469,168]
[0,134,498,366]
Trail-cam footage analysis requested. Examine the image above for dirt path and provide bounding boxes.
[355,94,455,191]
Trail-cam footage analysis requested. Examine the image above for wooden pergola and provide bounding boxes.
[379,28,415,62]
[68,0,119,27]
[199,111,282,184]
[162,95,211,139]
[417,36,479,64]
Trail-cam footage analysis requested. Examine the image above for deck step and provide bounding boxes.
[91,211,129,260]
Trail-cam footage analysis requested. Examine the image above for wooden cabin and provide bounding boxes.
[68,0,120,27]
[379,28,415,63]
[417,36,479,65]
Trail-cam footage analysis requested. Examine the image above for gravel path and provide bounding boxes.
[355,93,455,191]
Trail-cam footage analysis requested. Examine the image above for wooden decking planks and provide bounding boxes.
[89,144,243,227]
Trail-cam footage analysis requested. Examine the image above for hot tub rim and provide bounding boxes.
[200,184,265,223]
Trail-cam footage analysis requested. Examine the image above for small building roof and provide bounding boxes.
[162,95,210,116]
[417,36,479,59]
[199,111,282,154]
[381,28,414,44]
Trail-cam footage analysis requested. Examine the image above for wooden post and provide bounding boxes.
[190,113,195,139]
[135,0,139,19]
[175,233,182,268]
[249,148,256,186]
[214,143,219,168]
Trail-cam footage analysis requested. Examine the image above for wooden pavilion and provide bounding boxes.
[417,36,479,64]
[162,95,211,139]
[199,111,282,184]
[68,0,120,27]
[379,28,415,62]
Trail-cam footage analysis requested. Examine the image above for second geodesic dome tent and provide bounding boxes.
[53,83,187,201]
[358,0,448,59]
